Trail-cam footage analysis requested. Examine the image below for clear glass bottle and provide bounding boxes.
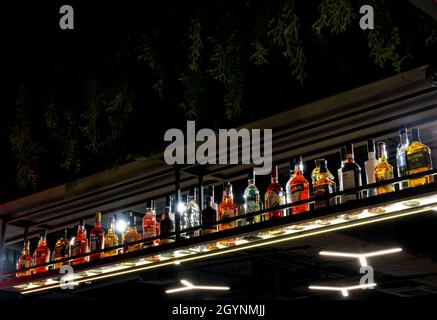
[122,212,142,253]
[288,156,310,214]
[16,240,33,278]
[90,212,105,261]
[374,141,394,194]
[341,143,362,202]
[104,215,119,257]
[313,159,336,209]
[33,230,50,274]
[185,190,200,237]
[71,219,89,265]
[406,128,433,187]
[364,139,378,197]
[218,182,239,246]
[396,127,410,190]
[265,165,286,219]
[243,170,261,224]
[338,147,346,192]
[52,229,69,269]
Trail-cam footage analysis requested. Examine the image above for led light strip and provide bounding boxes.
[20,204,434,295]
[309,283,377,297]
[165,279,230,294]
[319,248,402,266]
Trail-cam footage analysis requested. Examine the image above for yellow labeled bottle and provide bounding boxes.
[374,141,394,194]
[406,128,433,187]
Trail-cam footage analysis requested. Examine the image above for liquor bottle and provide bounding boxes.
[287,156,310,214]
[396,127,410,190]
[265,166,286,219]
[71,219,89,265]
[374,141,394,194]
[338,147,346,191]
[16,240,33,278]
[218,182,239,246]
[364,140,378,197]
[341,143,362,202]
[243,170,261,224]
[201,196,218,235]
[52,229,69,269]
[104,215,119,257]
[313,159,336,209]
[33,230,50,274]
[311,159,335,184]
[406,128,433,187]
[185,190,200,237]
[160,196,175,243]
[122,212,142,253]
[143,201,160,246]
[89,212,105,261]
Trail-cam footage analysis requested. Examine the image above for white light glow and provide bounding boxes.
[309,283,377,297]
[116,220,127,233]
[319,248,402,266]
[177,202,186,213]
[165,279,230,294]
[70,237,75,246]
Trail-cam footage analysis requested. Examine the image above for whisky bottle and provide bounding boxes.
[265,166,286,219]
[338,147,346,192]
[33,230,50,274]
[218,182,238,246]
[243,170,261,224]
[406,128,433,187]
[201,196,218,235]
[288,156,309,214]
[71,219,89,265]
[374,141,394,194]
[143,201,160,246]
[312,158,335,184]
[160,196,175,243]
[122,212,142,253]
[364,140,378,197]
[313,159,336,209]
[90,212,105,261]
[52,229,69,269]
[16,240,33,278]
[341,143,362,202]
[104,216,119,257]
[185,190,200,237]
[396,127,410,190]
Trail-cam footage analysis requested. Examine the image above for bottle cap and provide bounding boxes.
[367,140,375,153]
[412,128,420,141]
[399,127,407,135]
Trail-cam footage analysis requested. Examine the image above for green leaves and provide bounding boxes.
[312,0,353,35]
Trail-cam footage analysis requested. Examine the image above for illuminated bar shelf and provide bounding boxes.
[1,170,437,295]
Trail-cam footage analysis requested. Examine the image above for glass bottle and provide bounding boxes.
[185,190,200,238]
[341,143,362,202]
[71,219,89,265]
[143,201,160,247]
[312,158,335,184]
[374,141,394,194]
[33,230,50,274]
[201,196,218,235]
[52,229,69,269]
[122,212,142,253]
[89,212,105,261]
[265,165,286,219]
[160,196,175,243]
[338,147,346,192]
[364,139,378,197]
[104,215,119,257]
[16,240,33,278]
[406,128,433,187]
[218,182,238,246]
[243,170,261,224]
[288,156,310,215]
[396,127,410,190]
[313,159,337,209]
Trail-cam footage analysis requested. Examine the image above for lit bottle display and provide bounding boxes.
[218,182,238,246]
[338,147,346,191]
[122,212,142,253]
[33,230,50,274]
[313,159,336,209]
[52,229,69,269]
[143,201,160,246]
[374,141,394,194]
[265,165,286,219]
[185,190,200,237]
[243,170,261,224]
[396,127,410,190]
[288,156,309,214]
[341,143,362,202]
[104,215,119,257]
[71,219,89,265]
[90,212,105,261]
[364,139,378,197]
[16,240,33,278]
[406,128,433,187]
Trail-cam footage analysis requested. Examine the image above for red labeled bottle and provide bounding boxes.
[289,156,310,214]
[71,219,89,265]
[265,166,286,219]
[16,240,33,278]
[33,230,50,274]
[90,212,105,261]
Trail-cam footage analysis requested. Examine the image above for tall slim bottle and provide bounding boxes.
[90,212,105,261]
[374,141,394,194]
[160,196,175,243]
[33,230,50,274]
[265,166,286,219]
[341,143,362,202]
[104,216,119,257]
[52,229,69,269]
[364,140,378,197]
[288,156,309,215]
[201,195,218,235]
[406,128,433,187]
[71,219,89,265]
[16,240,33,278]
[185,190,200,237]
[218,182,238,246]
[338,147,346,192]
[313,159,336,209]
[396,127,410,190]
[243,170,261,224]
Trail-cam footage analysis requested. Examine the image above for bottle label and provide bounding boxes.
[105,237,116,249]
[53,245,68,259]
[406,151,432,171]
[245,199,259,213]
[90,235,104,252]
[72,240,84,256]
[342,171,356,190]
[18,259,32,270]
[265,191,279,208]
[291,183,304,202]
[220,209,236,229]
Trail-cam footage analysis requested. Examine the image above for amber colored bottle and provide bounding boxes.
[374,142,394,195]
[313,159,336,209]
[143,201,161,247]
[104,216,119,257]
[406,128,433,187]
[122,212,142,253]
[52,229,69,269]
[71,219,89,265]
[90,212,105,261]
[289,156,310,214]
[33,230,50,274]
[16,240,33,278]
[218,182,239,246]
[265,166,286,219]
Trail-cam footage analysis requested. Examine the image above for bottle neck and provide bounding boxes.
[400,132,409,146]
[368,151,375,160]
[23,241,30,254]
